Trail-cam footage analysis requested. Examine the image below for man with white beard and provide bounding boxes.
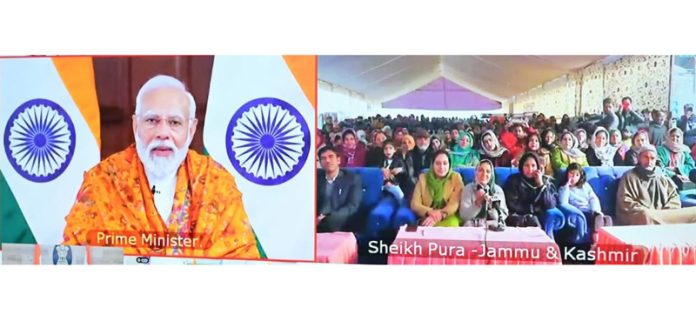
[410,128,434,177]
[62,75,260,259]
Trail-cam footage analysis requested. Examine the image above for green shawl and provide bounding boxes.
[451,131,480,167]
[425,157,453,210]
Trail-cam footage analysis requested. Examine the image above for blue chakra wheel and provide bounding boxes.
[4,98,76,183]
[226,97,310,186]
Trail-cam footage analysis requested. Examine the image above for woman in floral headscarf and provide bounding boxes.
[451,131,480,168]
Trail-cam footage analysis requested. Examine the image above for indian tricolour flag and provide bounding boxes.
[1,57,101,246]
[204,56,316,261]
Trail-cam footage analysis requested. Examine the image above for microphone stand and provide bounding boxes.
[476,184,490,228]
[489,200,506,232]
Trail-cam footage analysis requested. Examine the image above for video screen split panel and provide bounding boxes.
[2,55,696,265]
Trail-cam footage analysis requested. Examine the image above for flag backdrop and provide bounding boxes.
[204,56,316,261]
[1,57,101,245]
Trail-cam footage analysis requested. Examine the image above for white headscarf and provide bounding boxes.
[664,127,690,153]
[478,130,508,158]
[590,126,617,166]
[560,132,585,159]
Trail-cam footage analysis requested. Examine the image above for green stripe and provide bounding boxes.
[253,230,267,259]
[203,145,266,259]
[0,170,36,246]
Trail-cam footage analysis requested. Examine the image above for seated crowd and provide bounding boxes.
[316,97,696,233]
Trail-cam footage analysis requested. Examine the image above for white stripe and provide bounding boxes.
[0,58,100,244]
[203,56,314,261]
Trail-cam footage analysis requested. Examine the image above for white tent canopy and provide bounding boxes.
[318,55,614,119]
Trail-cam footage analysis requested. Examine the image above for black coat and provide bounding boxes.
[397,152,417,201]
[380,156,406,184]
[504,174,558,216]
[585,147,602,166]
[316,169,363,232]
[409,147,434,178]
[365,146,384,167]
[623,149,639,167]
[613,148,626,166]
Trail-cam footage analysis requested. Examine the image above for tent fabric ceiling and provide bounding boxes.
[318,55,608,104]
[382,76,502,111]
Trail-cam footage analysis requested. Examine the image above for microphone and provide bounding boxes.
[477,183,490,194]
[490,198,506,231]
[480,184,490,208]
[476,184,491,227]
[151,185,160,194]
[493,200,507,232]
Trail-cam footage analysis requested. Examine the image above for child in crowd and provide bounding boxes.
[380,140,406,201]
[559,163,612,230]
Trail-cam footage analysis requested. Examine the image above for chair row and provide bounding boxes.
[342,166,696,245]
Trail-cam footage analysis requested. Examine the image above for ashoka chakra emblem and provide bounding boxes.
[4,98,76,183]
[226,97,310,186]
